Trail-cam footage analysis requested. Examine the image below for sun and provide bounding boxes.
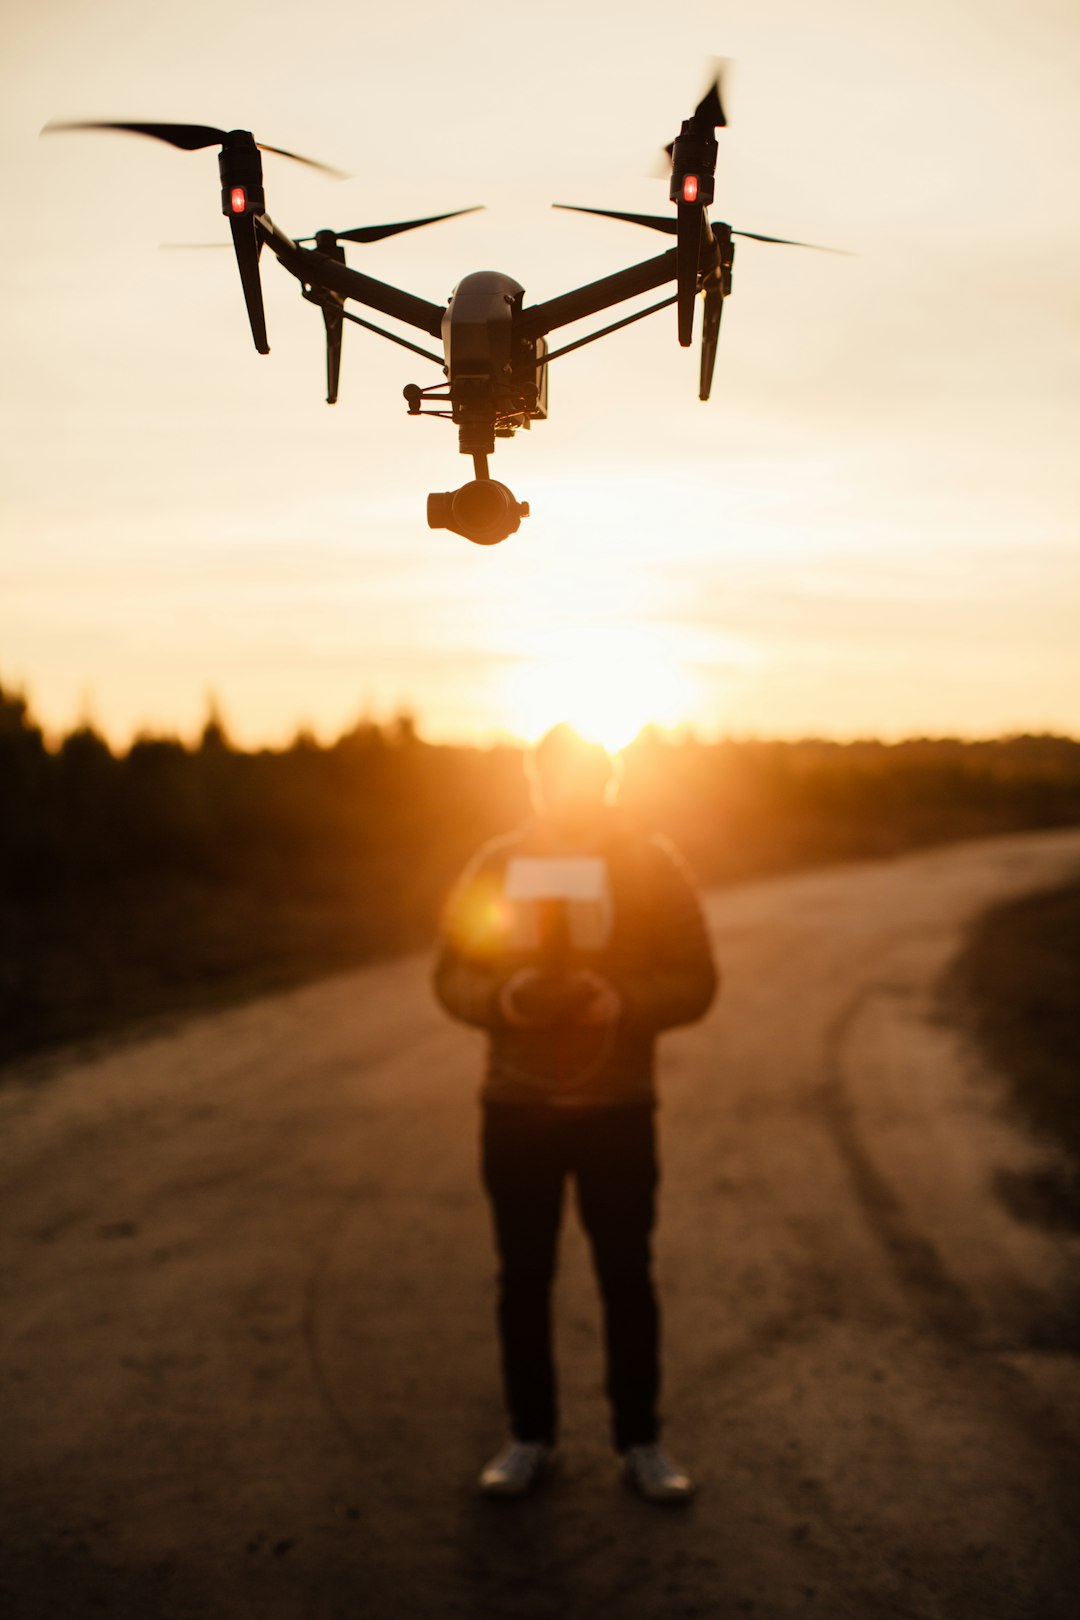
[505,626,691,752]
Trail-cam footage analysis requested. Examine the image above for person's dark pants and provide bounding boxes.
[480,1101,660,1453]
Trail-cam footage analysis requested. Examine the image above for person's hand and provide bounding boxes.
[499,969,620,1027]
[572,971,624,1027]
[497,968,550,1028]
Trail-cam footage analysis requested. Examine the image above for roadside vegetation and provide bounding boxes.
[4,679,1080,1069]
[950,877,1080,1228]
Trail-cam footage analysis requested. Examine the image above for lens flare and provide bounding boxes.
[505,627,690,752]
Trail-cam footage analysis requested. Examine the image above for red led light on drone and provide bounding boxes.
[682,175,699,203]
[230,187,247,214]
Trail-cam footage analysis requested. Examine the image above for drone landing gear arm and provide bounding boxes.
[321,303,344,405]
[230,212,269,354]
[676,204,705,346]
[698,285,724,401]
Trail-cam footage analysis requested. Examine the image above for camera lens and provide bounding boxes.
[453,480,510,538]
[426,479,526,545]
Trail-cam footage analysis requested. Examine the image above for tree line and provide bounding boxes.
[3,680,1080,1065]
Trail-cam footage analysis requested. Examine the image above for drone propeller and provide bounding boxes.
[658,63,728,345]
[42,120,346,176]
[555,203,847,401]
[661,60,728,160]
[726,228,853,255]
[553,205,850,255]
[163,208,483,250]
[293,212,481,401]
[555,204,678,235]
[295,207,481,247]
[45,119,344,354]
[164,207,483,252]
[691,73,728,134]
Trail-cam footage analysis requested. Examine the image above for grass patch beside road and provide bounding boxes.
[951,874,1080,1227]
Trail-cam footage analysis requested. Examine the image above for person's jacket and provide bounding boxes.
[433,810,719,1108]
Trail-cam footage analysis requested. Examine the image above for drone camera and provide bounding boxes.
[427,479,529,546]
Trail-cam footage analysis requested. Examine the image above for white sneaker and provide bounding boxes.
[478,1440,553,1498]
[623,1443,695,1503]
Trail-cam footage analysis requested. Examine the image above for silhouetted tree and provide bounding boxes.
[2,675,1079,1065]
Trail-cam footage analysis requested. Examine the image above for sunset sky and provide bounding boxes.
[1,0,1078,748]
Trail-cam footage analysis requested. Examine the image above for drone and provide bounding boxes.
[47,70,843,545]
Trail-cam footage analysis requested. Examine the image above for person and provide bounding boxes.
[432,723,718,1503]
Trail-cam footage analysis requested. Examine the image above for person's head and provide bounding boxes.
[526,724,617,837]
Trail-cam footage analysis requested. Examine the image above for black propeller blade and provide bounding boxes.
[45,119,228,150]
[729,229,853,255]
[554,204,676,235]
[296,207,481,246]
[164,207,484,252]
[691,68,728,132]
[661,60,729,164]
[553,206,849,255]
[46,119,346,354]
[42,120,346,176]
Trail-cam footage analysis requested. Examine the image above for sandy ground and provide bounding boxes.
[3,829,1080,1620]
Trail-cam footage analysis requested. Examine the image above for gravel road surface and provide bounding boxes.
[3,829,1080,1619]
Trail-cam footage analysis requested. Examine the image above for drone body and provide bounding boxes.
[47,75,843,544]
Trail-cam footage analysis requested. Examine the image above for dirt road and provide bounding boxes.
[3,830,1080,1619]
